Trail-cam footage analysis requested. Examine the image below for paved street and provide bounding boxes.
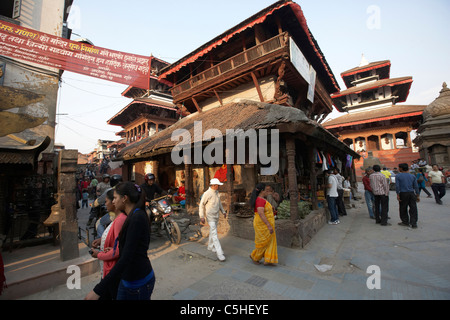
[12,186,450,300]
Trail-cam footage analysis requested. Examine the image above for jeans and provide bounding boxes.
[327,196,339,222]
[418,185,432,196]
[374,194,389,225]
[207,219,224,256]
[337,189,347,216]
[116,275,155,300]
[398,192,418,226]
[431,183,446,203]
[364,190,375,218]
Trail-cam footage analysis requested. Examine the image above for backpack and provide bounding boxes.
[417,174,424,183]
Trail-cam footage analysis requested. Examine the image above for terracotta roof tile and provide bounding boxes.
[331,77,412,98]
[341,60,391,77]
[323,105,426,128]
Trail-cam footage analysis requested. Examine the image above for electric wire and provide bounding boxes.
[63,116,117,133]
[60,79,125,98]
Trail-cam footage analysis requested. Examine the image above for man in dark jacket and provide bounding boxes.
[140,173,165,203]
[395,163,420,229]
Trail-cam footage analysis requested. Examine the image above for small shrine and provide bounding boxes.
[414,82,450,168]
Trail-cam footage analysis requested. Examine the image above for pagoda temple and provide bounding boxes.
[107,56,178,153]
[105,56,178,178]
[323,57,427,179]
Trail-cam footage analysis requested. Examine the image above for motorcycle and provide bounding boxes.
[145,195,181,245]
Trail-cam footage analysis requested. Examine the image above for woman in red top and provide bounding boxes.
[249,183,278,266]
[90,189,126,299]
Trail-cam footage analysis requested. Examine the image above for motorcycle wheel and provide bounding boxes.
[164,219,181,245]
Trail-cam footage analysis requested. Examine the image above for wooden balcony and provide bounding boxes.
[171,32,289,102]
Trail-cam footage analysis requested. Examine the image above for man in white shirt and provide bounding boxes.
[429,164,446,205]
[199,178,227,261]
[326,170,340,225]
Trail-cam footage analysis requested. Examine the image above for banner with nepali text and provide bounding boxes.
[0,20,150,89]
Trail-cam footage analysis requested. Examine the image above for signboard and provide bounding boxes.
[0,20,150,89]
[289,37,310,84]
[307,65,316,103]
[290,37,316,103]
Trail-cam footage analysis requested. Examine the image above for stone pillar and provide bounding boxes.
[286,137,298,220]
[406,129,411,148]
[58,150,79,261]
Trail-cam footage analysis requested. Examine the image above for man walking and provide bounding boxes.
[429,164,446,205]
[395,163,420,229]
[370,165,390,226]
[199,178,227,261]
[362,167,375,219]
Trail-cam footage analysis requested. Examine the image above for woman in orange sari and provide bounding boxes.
[249,183,278,266]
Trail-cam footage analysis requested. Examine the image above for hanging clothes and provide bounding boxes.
[326,153,335,167]
[346,155,353,168]
[335,158,343,172]
[320,151,328,171]
[316,151,322,164]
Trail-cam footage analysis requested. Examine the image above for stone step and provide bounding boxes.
[1,242,99,300]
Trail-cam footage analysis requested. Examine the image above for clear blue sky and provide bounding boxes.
[57,0,450,154]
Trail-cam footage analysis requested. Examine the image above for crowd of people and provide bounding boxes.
[325,158,447,230]
[80,172,282,300]
[360,162,447,230]
[82,171,191,300]
[78,156,447,300]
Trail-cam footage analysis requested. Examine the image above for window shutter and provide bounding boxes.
[12,0,22,19]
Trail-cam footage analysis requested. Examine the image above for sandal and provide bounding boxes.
[263,262,276,267]
[250,255,261,265]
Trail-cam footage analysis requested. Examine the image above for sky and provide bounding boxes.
[56,0,450,154]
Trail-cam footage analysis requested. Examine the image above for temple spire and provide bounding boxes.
[359,54,369,67]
